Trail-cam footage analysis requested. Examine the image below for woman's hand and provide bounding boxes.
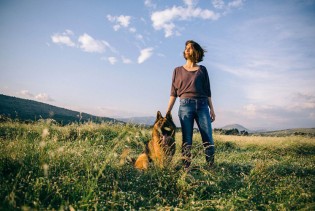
[210,110,216,122]
[208,97,215,122]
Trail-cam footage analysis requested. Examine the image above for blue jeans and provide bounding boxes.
[178,98,215,167]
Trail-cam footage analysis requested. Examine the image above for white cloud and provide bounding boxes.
[19,90,34,98]
[138,48,154,64]
[107,14,131,31]
[78,33,107,53]
[113,25,121,31]
[51,30,76,47]
[64,29,74,35]
[157,53,165,57]
[18,90,54,102]
[129,27,136,33]
[151,1,219,37]
[135,34,144,40]
[101,56,132,65]
[243,104,257,116]
[108,57,118,65]
[103,41,117,53]
[212,0,244,10]
[106,14,115,22]
[51,30,115,54]
[183,0,195,7]
[149,0,245,37]
[212,0,225,9]
[35,93,54,102]
[227,0,244,9]
[213,62,276,79]
[144,0,156,8]
[122,56,132,64]
[289,92,315,110]
[117,15,131,27]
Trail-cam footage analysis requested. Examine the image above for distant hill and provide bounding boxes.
[0,94,121,125]
[252,128,315,137]
[221,124,250,132]
[117,116,156,126]
[219,123,315,137]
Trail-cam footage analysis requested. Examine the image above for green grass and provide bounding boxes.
[0,121,314,210]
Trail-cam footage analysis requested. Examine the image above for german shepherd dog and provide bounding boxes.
[134,111,176,170]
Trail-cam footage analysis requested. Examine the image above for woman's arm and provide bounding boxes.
[166,96,176,114]
[208,97,216,122]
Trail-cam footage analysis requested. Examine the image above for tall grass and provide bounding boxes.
[0,121,314,210]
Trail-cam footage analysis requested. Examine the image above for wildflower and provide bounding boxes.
[42,128,49,138]
[39,141,46,148]
[57,147,64,153]
[42,164,49,177]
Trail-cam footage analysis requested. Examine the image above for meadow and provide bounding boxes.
[0,120,314,210]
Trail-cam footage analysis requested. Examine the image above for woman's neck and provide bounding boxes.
[185,60,197,68]
[184,60,199,71]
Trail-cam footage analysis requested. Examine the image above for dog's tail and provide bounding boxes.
[120,147,150,170]
[134,153,149,170]
[120,148,134,165]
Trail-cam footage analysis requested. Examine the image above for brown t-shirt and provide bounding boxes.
[170,65,211,99]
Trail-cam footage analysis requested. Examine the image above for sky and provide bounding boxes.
[1,0,315,130]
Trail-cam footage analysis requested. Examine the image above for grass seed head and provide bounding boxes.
[42,164,49,177]
[42,128,49,138]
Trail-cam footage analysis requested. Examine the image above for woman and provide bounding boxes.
[166,40,216,169]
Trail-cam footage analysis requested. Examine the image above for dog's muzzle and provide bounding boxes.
[160,130,175,145]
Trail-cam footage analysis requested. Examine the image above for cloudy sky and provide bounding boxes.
[1,0,315,130]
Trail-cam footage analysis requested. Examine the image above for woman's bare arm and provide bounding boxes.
[166,96,176,113]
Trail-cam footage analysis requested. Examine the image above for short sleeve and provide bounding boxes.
[170,68,178,97]
[203,66,211,97]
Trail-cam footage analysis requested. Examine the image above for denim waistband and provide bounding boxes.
[180,98,208,104]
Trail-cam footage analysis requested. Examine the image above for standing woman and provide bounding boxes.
[166,40,216,169]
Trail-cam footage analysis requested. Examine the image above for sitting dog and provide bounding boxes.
[134,111,176,170]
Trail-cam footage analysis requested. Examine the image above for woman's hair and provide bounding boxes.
[183,40,206,63]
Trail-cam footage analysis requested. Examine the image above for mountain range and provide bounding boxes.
[0,94,251,130]
[0,94,121,125]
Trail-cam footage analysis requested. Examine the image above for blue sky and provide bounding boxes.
[1,0,315,130]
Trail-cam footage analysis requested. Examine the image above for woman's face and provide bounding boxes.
[184,43,194,59]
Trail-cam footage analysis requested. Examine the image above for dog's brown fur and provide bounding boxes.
[134,111,176,170]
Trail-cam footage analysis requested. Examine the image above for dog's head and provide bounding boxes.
[153,111,176,144]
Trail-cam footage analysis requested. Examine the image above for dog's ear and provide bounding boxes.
[156,111,163,120]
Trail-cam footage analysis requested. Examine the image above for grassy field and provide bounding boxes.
[0,120,314,210]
